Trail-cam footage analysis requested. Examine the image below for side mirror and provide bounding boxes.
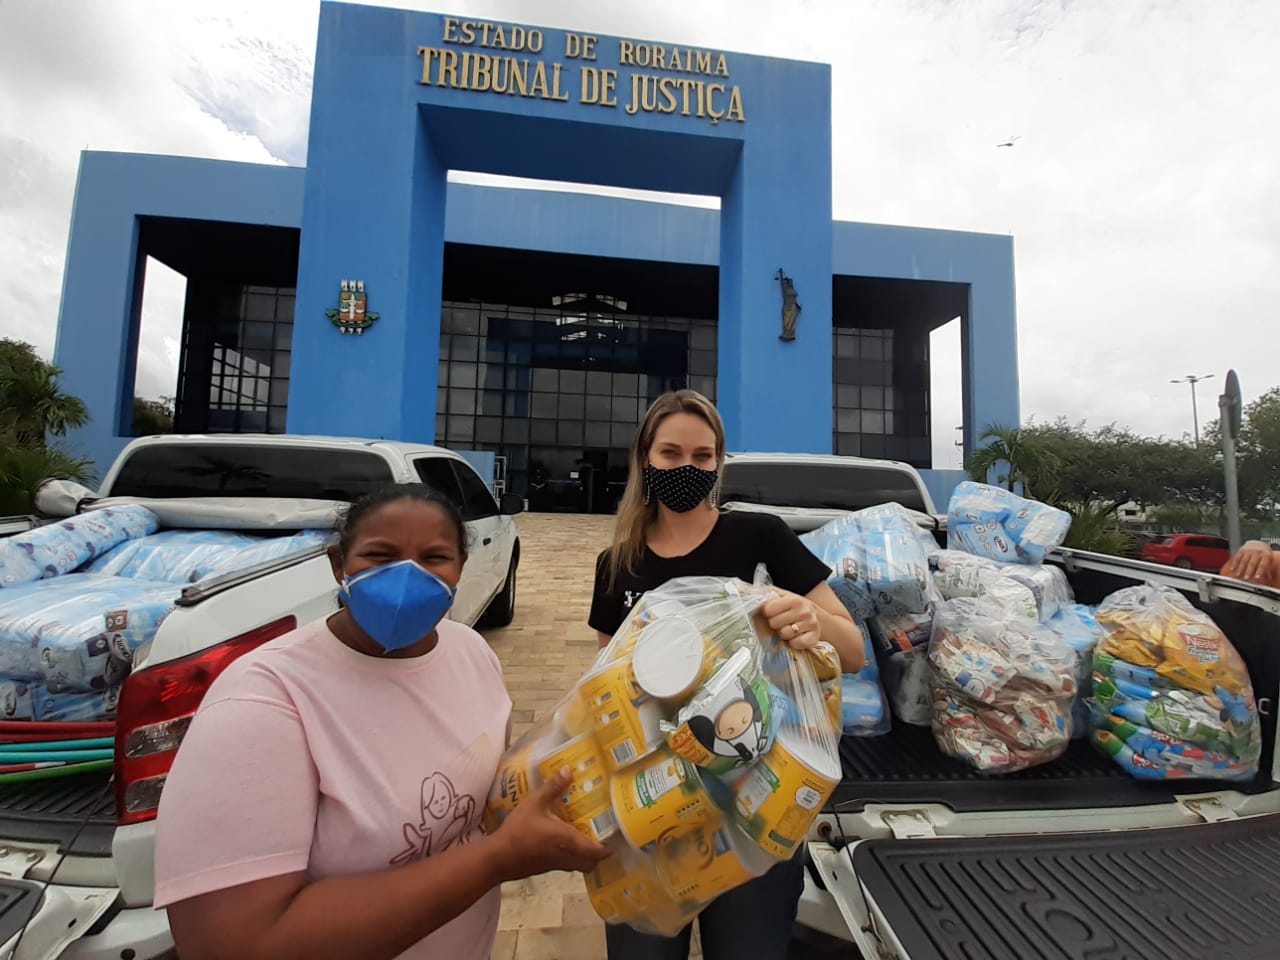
[500,493,525,516]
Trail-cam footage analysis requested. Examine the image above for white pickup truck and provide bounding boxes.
[724,452,1280,959]
[0,435,522,960]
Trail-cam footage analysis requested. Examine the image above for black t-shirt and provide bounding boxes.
[588,511,832,636]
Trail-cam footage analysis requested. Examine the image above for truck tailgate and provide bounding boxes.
[845,813,1280,960]
[0,771,114,857]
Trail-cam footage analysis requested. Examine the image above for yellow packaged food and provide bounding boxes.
[585,842,696,936]
[612,750,719,850]
[482,732,538,834]
[533,732,618,843]
[652,823,770,906]
[733,729,840,860]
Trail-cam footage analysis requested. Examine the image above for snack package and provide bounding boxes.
[801,504,939,622]
[868,609,934,657]
[930,550,1072,623]
[1045,604,1103,737]
[928,597,1077,772]
[86,529,330,584]
[1088,584,1260,781]
[946,482,1070,565]
[483,576,841,935]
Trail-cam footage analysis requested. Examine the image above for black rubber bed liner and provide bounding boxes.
[831,725,1274,812]
[0,770,114,857]
[851,813,1280,960]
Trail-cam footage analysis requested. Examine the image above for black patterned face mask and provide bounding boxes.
[644,463,718,513]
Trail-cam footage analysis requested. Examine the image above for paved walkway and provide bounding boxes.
[479,514,849,960]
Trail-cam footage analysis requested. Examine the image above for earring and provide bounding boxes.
[710,488,718,509]
[644,483,651,506]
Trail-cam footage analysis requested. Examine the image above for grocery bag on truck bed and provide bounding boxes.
[838,632,891,736]
[928,597,1077,772]
[0,505,158,588]
[947,482,1070,565]
[800,504,939,622]
[481,577,840,936]
[930,549,1072,623]
[1046,604,1103,738]
[1088,583,1260,781]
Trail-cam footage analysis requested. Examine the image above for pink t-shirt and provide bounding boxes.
[154,617,512,960]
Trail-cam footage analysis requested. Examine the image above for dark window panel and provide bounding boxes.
[446,416,474,443]
[476,417,503,444]
[449,389,476,416]
[559,394,585,420]
[530,419,557,444]
[585,421,610,447]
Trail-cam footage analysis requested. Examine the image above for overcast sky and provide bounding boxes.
[2,0,1277,468]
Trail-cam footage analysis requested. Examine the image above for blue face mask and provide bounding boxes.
[340,560,456,653]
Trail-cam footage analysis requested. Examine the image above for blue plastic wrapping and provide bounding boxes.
[946,482,1070,565]
[801,504,938,622]
[0,506,159,588]
[87,529,330,584]
[1046,604,1103,738]
[0,574,179,692]
[841,634,890,736]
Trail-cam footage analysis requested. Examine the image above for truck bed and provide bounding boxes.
[0,771,114,857]
[851,812,1280,960]
[832,725,1275,812]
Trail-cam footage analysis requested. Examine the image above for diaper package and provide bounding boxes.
[946,482,1070,565]
[482,577,841,936]
[928,597,1077,772]
[1087,583,1260,782]
[1045,604,1103,737]
[0,506,159,588]
[837,632,890,737]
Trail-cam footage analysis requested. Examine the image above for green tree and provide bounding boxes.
[0,339,89,450]
[133,396,175,436]
[1235,388,1280,517]
[964,425,1060,497]
[0,437,95,516]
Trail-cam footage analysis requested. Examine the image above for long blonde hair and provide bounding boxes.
[605,390,726,587]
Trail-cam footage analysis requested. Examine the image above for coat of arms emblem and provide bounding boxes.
[326,280,379,335]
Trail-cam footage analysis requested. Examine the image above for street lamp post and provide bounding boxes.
[1171,374,1215,448]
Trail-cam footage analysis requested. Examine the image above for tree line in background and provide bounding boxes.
[967,393,1280,554]
[0,339,173,515]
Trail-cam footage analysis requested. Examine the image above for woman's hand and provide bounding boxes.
[489,767,613,883]
[1224,540,1276,584]
[761,590,822,651]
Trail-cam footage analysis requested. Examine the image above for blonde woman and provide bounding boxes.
[588,390,864,960]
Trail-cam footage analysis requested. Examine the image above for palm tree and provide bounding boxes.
[965,425,1060,498]
[0,363,89,450]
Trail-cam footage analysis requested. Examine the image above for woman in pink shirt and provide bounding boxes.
[153,484,610,960]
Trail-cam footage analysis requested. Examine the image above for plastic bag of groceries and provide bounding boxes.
[482,577,841,936]
[801,504,939,622]
[947,482,1070,565]
[86,529,331,584]
[1088,584,1260,781]
[1045,604,1103,738]
[928,597,1077,772]
[930,550,1072,623]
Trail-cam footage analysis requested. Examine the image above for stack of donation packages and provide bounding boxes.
[0,510,327,723]
[482,577,841,935]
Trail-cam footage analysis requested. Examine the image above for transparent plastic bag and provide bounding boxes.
[946,482,1070,565]
[0,505,159,588]
[930,550,1073,622]
[1046,604,1103,738]
[1088,583,1260,781]
[86,529,331,584]
[482,576,841,936]
[839,632,891,736]
[928,597,1077,772]
[801,504,939,621]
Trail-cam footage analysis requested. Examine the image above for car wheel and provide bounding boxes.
[1175,557,1194,569]
[478,545,519,629]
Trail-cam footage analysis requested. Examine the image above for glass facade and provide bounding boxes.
[437,301,716,512]
[832,325,931,466]
[175,283,294,434]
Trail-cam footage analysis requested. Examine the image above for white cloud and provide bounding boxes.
[1,0,1277,452]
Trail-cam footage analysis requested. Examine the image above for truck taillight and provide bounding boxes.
[113,617,296,826]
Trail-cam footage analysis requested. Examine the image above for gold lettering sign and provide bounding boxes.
[416,20,746,125]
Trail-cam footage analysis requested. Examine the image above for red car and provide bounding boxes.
[1141,533,1231,571]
